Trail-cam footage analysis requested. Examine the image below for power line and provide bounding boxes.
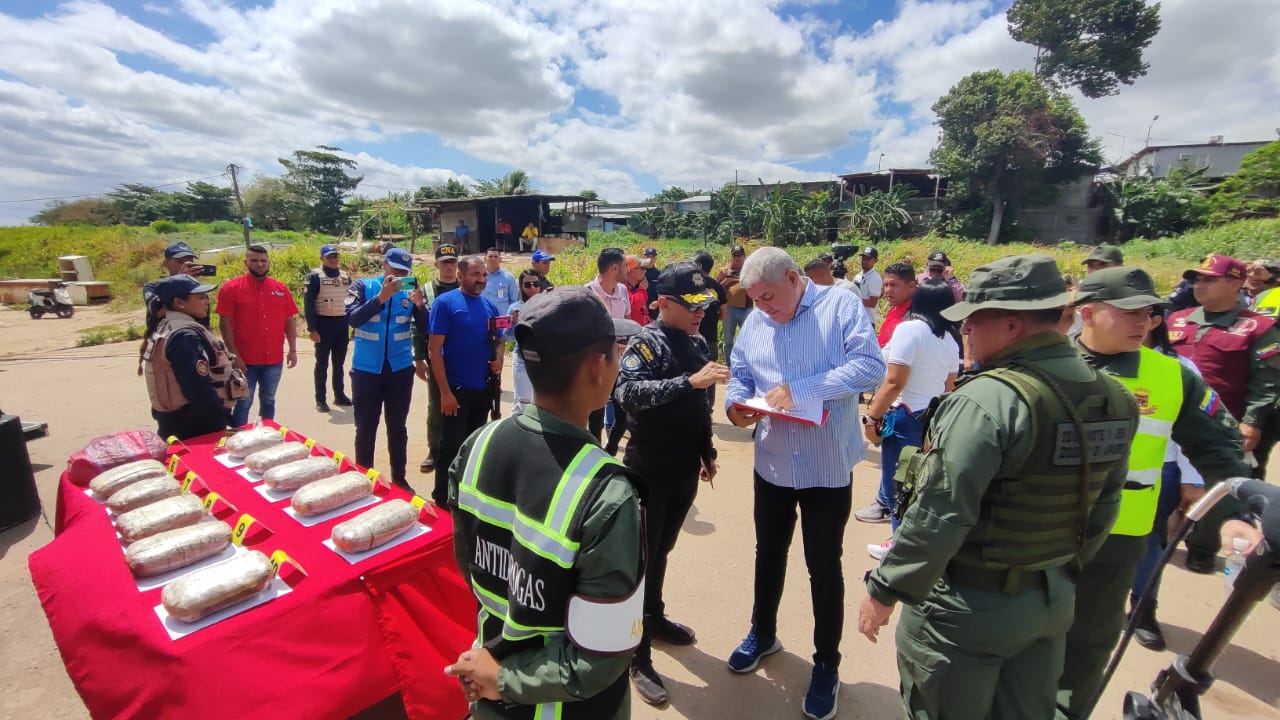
[0,173,230,204]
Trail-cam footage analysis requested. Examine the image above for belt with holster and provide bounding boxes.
[945,562,1049,594]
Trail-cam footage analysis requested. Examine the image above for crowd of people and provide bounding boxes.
[137,236,1277,720]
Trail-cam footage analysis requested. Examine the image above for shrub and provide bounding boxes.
[150,219,180,234]
[209,220,241,234]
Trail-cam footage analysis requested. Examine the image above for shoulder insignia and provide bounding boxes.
[636,340,656,363]
[1230,317,1259,335]
[195,359,210,376]
[1167,330,1184,341]
[1199,389,1220,415]
[622,354,641,371]
[1258,342,1280,360]
[692,272,705,287]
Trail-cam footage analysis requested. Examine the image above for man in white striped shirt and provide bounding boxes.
[723,247,885,720]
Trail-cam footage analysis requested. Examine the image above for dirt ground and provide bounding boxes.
[2,303,1279,719]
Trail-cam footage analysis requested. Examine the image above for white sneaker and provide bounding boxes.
[867,539,893,562]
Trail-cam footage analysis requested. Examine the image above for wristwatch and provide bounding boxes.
[861,415,882,426]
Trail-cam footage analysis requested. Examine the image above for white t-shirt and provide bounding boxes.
[854,268,882,326]
[883,319,959,412]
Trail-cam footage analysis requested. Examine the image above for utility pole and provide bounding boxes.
[1144,115,1160,148]
[227,163,251,248]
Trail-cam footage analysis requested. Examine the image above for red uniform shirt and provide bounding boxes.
[216,274,298,365]
[628,283,651,325]
[878,300,911,348]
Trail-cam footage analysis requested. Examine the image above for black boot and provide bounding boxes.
[1131,598,1166,652]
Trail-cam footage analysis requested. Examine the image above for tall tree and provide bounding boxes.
[579,189,601,201]
[1008,0,1161,98]
[278,146,363,233]
[646,186,698,203]
[473,169,531,196]
[242,175,306,231]
[931,69,1103,244]
[185,181,235,222]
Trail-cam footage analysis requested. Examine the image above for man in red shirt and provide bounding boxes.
[217,244,299,427]
[625,255,651,325]
[876,262,916,348]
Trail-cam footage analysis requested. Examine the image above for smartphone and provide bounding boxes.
[490,315,513,331]
[196,264,218,277]
[400,276,418,291]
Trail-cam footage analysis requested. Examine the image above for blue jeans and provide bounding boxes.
[723,307,752,364]
[877,405,925,531]
[1131,461,1185,601]
[232,362,283,427]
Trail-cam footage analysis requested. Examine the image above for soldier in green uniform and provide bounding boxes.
[444,286,644,720]
[1055,267,1254,719]
[857,255,1139,720]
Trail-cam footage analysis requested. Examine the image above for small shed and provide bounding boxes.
[410,194,591,253]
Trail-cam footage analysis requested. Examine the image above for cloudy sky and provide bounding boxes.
[1,0,1277,225]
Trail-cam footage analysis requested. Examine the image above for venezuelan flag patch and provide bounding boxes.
[1258,342,1280,360]
[1199,389,1220,415]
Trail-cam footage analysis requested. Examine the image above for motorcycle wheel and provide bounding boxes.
[56,306,74,319]
[28,307,43,319]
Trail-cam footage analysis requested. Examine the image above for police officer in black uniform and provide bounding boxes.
[614,262,730,705]
[303,243,352,412]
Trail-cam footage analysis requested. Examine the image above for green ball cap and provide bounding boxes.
[941,254,1071,322]
[1073,266,1167,310]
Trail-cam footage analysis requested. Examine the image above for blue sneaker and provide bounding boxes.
[803,662,839,720]
[727,629,782,673]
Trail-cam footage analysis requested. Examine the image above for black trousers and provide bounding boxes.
[751,474,852,667]
[351,366,414,483]
[155,404,229,441]
[426,370,442,461]
[433,387,492,507]
[313,316,350,403]
[626,443,700,663]
[588,406,629,454]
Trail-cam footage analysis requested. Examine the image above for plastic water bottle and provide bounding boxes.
[1223,538,1251,594]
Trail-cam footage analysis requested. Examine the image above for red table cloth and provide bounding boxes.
[29,423,476,720]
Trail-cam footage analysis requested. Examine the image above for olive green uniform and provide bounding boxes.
[1055,342,1250,719]
[867,333,1137,720]
[448,407,641,720]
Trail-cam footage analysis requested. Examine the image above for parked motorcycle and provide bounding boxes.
[28,283,75,319]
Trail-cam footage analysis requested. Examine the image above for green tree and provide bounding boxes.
[1209,141,1280,223]
[243,175,306,231]
[646,186,701,203]
[930,69,1103,244]
[278,146,363,233]
[30,198,126,226]
[1007,0,1161,98]
[185,181,234,222]
[1104,167,1212,239]
[579,189,601,201]
[473,169,531,196]
[845,186,917,242]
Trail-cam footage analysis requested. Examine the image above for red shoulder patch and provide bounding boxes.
[195,359,210,376]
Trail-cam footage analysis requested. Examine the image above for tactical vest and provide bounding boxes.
[624,324,711,446]
[1105,348,1182,536]
[1168,308,1274,421]
[1252,288,1280,319]
[351,277,415,373]
[454,419,639,720]
[312,267,350,317]
[143,311,245,412]
[948,363,1137,573]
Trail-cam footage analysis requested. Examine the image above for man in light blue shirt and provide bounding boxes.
[722,247,884,720]
[481,247,518,316]
[455,220,470,252]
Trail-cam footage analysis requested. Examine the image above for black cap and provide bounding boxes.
[155,274,218,303]
[927,250,950,267]
[731,245,746,256]
[165,241,198,260]
[861,246,878,259]
[515,287,641,363]
[655,262,717,309]
[436,243,459,261]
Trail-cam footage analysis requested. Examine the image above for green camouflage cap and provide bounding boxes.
[1072,266,1167,310]
[1082,244,1124,266]
[941,254,1071,321]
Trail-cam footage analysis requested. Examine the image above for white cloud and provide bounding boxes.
[0,0,1276,225]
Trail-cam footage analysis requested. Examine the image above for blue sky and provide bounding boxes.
[0,0,1277,224]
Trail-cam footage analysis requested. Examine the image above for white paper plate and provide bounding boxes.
[282,494,379,527]
[321,522,431,564]
[213,453,244,469]
[153,575,293,641]
[236,467,264,484]
[134,543,244,592]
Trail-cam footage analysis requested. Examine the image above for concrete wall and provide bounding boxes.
[1127,143,1268,180]
[1018,176,1103,245]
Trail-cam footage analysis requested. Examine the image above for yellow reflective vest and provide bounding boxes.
[1107,347,1183,536]
[1252,287,1280,319]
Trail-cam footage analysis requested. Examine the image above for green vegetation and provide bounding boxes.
[77,322,145,348]
[1209,141,1280,224]
[1007,0,1161,98]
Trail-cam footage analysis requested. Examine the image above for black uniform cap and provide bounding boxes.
[516,286,641,363]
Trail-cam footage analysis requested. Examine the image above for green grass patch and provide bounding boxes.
[76,322,146,347]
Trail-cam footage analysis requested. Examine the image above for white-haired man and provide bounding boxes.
[723,247,885,720]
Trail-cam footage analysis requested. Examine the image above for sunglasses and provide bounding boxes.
[522,282,540,288]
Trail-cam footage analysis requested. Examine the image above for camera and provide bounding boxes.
[829,244,857,279]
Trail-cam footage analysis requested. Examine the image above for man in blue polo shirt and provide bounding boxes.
[455,220,471,252]
[481,247,518,316]
[428,254,502,507]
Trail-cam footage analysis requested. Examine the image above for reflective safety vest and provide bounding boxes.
[949,363,1137,573]
[454,419,641,720]
[350,277,414,373]
[312,267,350,317]
[1252,287,1280,319]
[1105,347,1183,536]
[143,311,245,412]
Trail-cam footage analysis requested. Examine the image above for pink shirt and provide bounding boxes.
[586,277,631,320]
